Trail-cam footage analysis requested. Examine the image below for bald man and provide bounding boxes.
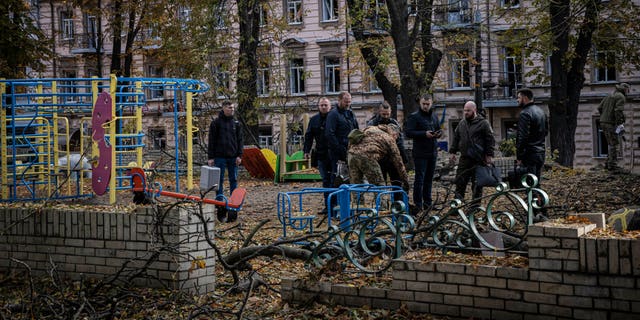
[449,101,496,202]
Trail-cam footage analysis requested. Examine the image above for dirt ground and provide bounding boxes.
[2,164,639,319]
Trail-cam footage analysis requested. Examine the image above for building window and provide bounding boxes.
[501,0,520,8]
[288,125,304,146]
[545,55,552,78]
[289,58,305,95]
[451,51,470,88]
[259,126,273,149]
[593,118,608,158]
[61,11,74,40]
[408,0,417,16]
[367,69,381,92]
[83,14,98,49]
[501,119,518,140]
[287,0,303,24]
[324,57,340,94]
[447,0,470,24]
[148,127,166,150]
[60,70,77,102]
[180,6,191,22]
[502,47,523,98]
[213,7,227,29]
[259,5,268,27]
[594,48,616,83]
[213,64,230,98]
[322,0,338,22]
[146,65,164,100]
[257,66,270,96]
[365,0,388,30]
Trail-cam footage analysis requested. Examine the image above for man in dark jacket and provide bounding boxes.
[449,101,495,201]
[304,97,332,213]
[597,83,629,173]
[208,101,243,196]
[326,91,359,186]
[516,88,548,182]
[405,94,441,210]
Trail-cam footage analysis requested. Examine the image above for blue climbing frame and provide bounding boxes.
[1,76,208,203]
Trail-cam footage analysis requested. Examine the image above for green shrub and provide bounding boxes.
[499,138,516,157]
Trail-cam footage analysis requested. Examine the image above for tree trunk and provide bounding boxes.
[548,0,600,167]
[109,0,123,76]
[236,0,261,146]
[548,0,570,166]
[122,6,139,77]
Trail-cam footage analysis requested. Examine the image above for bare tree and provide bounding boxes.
[346,0,443,117]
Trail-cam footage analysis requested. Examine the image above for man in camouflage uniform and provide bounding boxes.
[598,83,630,173]
[347,124,409,190]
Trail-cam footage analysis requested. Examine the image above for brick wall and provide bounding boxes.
[282,223,640,319]
[0,206,216,294]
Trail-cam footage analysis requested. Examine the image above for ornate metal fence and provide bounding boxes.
[307,174,548,274]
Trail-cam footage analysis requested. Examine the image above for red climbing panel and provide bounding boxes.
[241,147,275,180]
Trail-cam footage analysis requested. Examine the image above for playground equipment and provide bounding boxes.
[1,75,208,204]
[241,146,276,180]
[129,167,246,222]
[275,114,321,182]
[277,183,408,238]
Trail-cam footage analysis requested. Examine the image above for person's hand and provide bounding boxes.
[236,156,242,166]
[516,159,522,166]
[426,131,434,138]
[207,159,214,166]
[616,124,625,135]
[304,153,310,159]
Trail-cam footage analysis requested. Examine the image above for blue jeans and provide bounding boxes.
[413,154,437,208]
[214,157,238,196]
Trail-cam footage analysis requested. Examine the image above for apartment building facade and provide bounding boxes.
[25,0,639,170]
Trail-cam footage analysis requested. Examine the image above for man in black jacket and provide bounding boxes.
[304,97,332,213]
[449,101,495,201]
[208,101,243,196]
[405,94,441,210]
[516,88,548,183]
[326,91,359,186]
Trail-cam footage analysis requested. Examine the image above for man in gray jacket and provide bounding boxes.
[598,83,630,173]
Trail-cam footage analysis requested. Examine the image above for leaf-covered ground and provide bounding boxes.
[1,165,639,319]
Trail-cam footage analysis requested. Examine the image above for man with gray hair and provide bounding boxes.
[598,83,630,173]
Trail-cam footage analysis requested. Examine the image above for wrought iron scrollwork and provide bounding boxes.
[309,203,415,274]
[307,175,548,272]
[419,174,549,252]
